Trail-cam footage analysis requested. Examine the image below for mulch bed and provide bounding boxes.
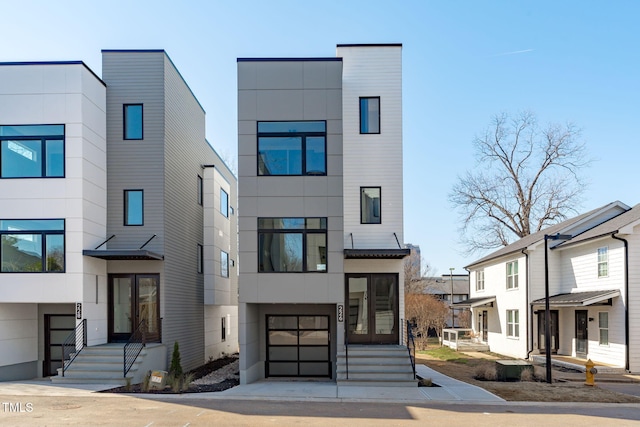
[101,355,239,394]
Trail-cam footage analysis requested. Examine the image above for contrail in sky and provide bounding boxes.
[490,49,534,57]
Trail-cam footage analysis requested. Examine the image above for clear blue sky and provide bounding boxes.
[3,1,639,275]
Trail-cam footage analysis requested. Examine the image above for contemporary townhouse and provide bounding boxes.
[461,201,640,373]
[0,50,238,383]
[237,44,412,385]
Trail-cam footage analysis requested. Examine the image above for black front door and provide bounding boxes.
[108,274,160,342]
[346,273,399,344]
[575,310,588,357]
[481,310,488,342]
[44,314,75,377]
[538,310,559,353]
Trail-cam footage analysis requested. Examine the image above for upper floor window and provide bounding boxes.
[1,219,64,272]
[197,175,203,206]
[360,97,380,134]
[0,125,64,178]
[124,104,143,140]
[506,260,518,289]
[506,309,519,338]
[221,250,229,277]
[597,247,608,278]
[257,121,326,176]
[258,217,327,273]
[220,188,229,218]
[361,187,381,224]
[124,190,143,226]
[598,312,609,346]
[476,270,485,291]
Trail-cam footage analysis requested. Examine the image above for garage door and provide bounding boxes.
[266,315,331,377]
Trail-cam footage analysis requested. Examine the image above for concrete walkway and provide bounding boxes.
[0,364,504,404]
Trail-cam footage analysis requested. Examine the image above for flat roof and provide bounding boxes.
[344,248,410,259]
[237,57,342,62]
[0,61,105,87]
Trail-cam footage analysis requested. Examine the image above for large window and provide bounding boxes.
[360,187,381,224]
[506,260,518,289]
[507,309,519,338]
[124,104,143,140]
[0,125,64,178]
[257,121,326,176]
[124,190,143,226]
[476,270,485,291]
[220,188,229,218]
[1,219,64,272]
[221,250,229,278]
[599,312,609,345]
[360,97,380,134]
[598,247,608,278]
[258,218,327,273]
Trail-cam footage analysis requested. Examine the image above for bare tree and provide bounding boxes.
[403,252,434,294]
[450,111,590,253]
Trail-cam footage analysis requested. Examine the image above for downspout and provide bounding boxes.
[521,249,534,360]
[611,233,630,372]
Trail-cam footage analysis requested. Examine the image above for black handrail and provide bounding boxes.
[61,319,87,376]
[124,319,147,377]
[344,325,349,380]
[405,320,416,380]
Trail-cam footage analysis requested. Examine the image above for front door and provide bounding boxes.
[538,310,559,353]
[575,310,588,357]
[481,310,488,342]
[346,273,398,344]
[108,274,160,342]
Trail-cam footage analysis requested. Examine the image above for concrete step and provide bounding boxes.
[337,379,419,387]
[51,375,131,386]
[337,371,416,381]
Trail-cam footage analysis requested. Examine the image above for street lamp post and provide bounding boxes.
[449,267,455,328]
[544,233,571,383]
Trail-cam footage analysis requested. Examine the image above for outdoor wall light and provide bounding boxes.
[589,317,595,322]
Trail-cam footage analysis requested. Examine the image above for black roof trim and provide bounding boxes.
[344,248,410,259]
[337,43,402,47]
[0,61,106,87]
[83,249,164,261]
[237,57,342,62]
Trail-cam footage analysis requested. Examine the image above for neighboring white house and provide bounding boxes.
[461,201,640,373]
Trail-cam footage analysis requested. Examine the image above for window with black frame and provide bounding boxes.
[257,121,326,176]
[0,219,64,272]
[258,218,327,272]
[0,125,64,178]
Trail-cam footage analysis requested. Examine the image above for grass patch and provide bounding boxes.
[418,346,469,363]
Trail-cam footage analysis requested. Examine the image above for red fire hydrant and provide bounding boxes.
[585,359,597,386]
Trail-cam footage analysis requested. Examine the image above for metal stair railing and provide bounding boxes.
[124,319,147,377]
[405,320,416,380]
[61,319,87,376]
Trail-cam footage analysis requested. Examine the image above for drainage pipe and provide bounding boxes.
[611,233,630,372]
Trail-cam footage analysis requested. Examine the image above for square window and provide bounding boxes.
[124,104,143,140]
[360,187,381,224]
[360,97,380,134]
[124,190,143,226]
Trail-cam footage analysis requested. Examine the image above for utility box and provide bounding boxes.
[495,360,533,381]
[149,370,168,390]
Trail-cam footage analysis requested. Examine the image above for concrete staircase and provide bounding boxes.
[51,343,144,385]
[336,345,418,387]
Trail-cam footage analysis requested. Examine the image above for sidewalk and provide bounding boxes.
[0,364,504,404]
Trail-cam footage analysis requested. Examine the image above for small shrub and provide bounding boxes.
[169,342,183,377]
[419,377,433,387]
[483,365,497,381]
[170,374,182,393]
[181,373,195,392]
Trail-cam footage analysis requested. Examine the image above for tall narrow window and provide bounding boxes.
[220,188,229,218]
[360,187,381,224]
[124,104,143,140]
[360,97,380,134]
[197,244,203,274]
[476,270,485,291]
[507,309,519,338]
[221,250,229,277]
[599,312,609,345]
[221,316,226,341]
[597,247,608,278]
[197,175,203,206]
[124,190,143,226]
[506,260,518,289]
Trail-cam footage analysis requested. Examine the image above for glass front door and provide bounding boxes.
[109,274,160,342]
[538,310,559,353]
[346,273,398,344]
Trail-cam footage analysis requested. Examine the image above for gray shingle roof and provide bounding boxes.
[559,203,640,246]
[531,290,620,306]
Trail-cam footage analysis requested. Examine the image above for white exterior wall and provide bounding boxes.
[0,64,107,367]
[625,225,640,372]
[0,304,37,372]
[338,45,403,249]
